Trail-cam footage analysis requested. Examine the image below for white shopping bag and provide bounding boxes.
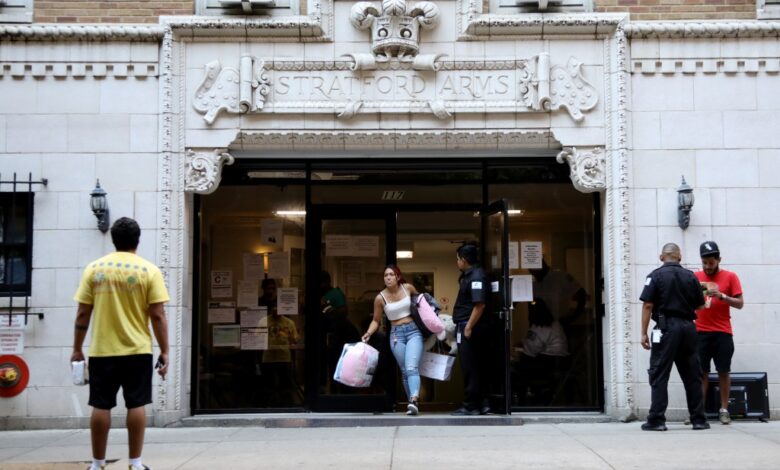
[419,351,455,381]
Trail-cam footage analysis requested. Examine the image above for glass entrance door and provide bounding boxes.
[482,200,511,414]
[307,206,397,412]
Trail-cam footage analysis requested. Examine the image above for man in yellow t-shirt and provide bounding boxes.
[71,217,169,470]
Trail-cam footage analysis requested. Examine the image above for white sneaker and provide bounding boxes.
[406,401,419,416]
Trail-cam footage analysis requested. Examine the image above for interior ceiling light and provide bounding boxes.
[508,209,526,216]
[275,210,306,216]
[396,251,414,259]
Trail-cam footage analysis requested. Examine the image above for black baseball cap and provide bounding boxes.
[700,241,720,258]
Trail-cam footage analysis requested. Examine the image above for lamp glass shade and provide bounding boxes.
[678,190,694,209]
[90,184,107,211]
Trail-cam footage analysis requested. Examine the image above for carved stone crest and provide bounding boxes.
[184,149,235,194]
[193,56,270,124]
[556,147,606,193]
[350,0,440,61]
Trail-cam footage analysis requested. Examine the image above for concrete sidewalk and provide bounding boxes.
[1,420,780,469]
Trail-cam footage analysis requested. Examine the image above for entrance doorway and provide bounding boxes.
[193,159,602,414]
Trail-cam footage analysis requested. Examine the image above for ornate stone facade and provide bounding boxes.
[556,147,606,194]
[183,149,235,194]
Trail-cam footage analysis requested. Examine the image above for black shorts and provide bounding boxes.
[88,354,153,410]
[697,332,734,373]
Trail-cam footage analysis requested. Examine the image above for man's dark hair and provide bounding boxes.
[110,217,141,251]
[456,240,479,265]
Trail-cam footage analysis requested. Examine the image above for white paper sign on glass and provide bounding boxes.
[261,218,283,246]
[508,241,519,270]
[511,275,534,302]
[326,235,352,257]
[210,270,233,298]
[268,251,290,279]
[243,253,264,281]
[353,236,379,257]
[207,301,236,324]
[277,288,299,315]
[241,307,268,327]
[213,325,241,347]
[237,280,258,308]
[520,242,543,269]
[240,327,269,350]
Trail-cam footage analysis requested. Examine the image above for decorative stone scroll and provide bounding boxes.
[183,149,235,195]
[193,56,271,124]
[556,147,606,193]
[191,52,598,123]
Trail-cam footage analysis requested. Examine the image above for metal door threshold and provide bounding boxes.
[175,412,614,428]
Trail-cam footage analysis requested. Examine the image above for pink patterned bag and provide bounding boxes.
[415,294,445,335]
[333,342,379,388]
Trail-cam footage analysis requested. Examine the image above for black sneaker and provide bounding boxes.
[641,422,667,431]
[451,407,479,416]
[479,405,491,415]
[406,400,419,416]
[692,421,711,430]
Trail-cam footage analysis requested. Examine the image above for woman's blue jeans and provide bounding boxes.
[390,322,424,401]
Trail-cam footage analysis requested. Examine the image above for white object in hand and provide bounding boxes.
[71,360,88,385]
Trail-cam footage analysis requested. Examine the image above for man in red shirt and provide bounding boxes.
[695,241,744,425]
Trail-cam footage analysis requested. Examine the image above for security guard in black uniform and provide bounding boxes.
[451,241,491,415]
[639,242,709,431]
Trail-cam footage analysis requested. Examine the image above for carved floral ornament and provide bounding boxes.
[184,149,235,194]
[556,147,606,193]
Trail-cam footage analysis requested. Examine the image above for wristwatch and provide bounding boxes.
[718,293,725,300]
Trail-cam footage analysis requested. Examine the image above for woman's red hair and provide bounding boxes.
[385,264,406,285]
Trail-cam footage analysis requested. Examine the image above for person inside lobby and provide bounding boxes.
[512,298,571,406]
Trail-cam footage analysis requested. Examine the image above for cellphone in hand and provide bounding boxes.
[155,357,163,370]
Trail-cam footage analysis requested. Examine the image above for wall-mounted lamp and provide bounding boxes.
[90,179,110,233]
[677,176,694,230]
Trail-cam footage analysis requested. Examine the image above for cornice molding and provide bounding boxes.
[455,6,627,39]
[632,58,780,75]
[626,21,780,39]
[235,129,556,151]
[159,4,333,40]
[0,24,164,41]
[0,62,159,79]
[5,18,780,41]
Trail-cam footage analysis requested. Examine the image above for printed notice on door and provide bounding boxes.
[277,288,299,315]
[241,327,269,350]
[508,241,519,270]
[261,219,283,246]
[353,236,379,257]
[207,301,236,324]
[210,270,233,298]
[510,275,533,302]
[326,235,352,257]
[520,242,543,269]
[213,325,240,347]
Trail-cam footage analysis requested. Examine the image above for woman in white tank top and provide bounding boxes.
[362,265,423,415]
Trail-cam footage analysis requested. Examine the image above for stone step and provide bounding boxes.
[175,412,615,428]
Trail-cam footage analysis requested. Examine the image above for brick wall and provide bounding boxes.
[35,0,194,23]
[595,0,757,21]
